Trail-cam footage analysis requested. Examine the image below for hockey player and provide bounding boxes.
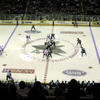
[46,41,51,49]
[48,48,52,58]
[46,34,51,42]
[81,47,87,56]
[50,39,56,48]
[77,38,82,47]
[51,33,55,40]
[6,70,13,81]
[43,49,48,58]
[31,25,36,31]
[26,35,31,43]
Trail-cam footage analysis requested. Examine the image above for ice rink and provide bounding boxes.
[0,25,100,83]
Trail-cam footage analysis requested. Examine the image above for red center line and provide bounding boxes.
[44,20,54,82]
[43,58,49,83]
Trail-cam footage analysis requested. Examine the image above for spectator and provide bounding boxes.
[65,79,80,100]
[27,81,48,100]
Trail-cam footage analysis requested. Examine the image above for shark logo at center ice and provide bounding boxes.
[21,38,79,62]
[32,41,66,56]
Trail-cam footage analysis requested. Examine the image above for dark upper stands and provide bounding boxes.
[0,0,100,20]
[0,0,27,14]
[0,0,100,15]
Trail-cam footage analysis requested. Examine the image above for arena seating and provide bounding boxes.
[0,0,100,21]
[0,79,100,100]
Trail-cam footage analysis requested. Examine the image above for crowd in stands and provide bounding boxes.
[0,0,100,21]
[0,0,27,14]
[0,0,100,15]
[0,79,100,100]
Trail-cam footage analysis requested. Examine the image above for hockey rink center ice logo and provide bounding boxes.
[63,69,87,76]
[22,38,79,62]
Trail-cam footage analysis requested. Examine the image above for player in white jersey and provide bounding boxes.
[26,35,31,43]
[43,49,48,58]
[46,34,51,42]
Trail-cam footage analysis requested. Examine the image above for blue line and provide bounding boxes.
[0,25,18,55]
[89,25,100,64]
